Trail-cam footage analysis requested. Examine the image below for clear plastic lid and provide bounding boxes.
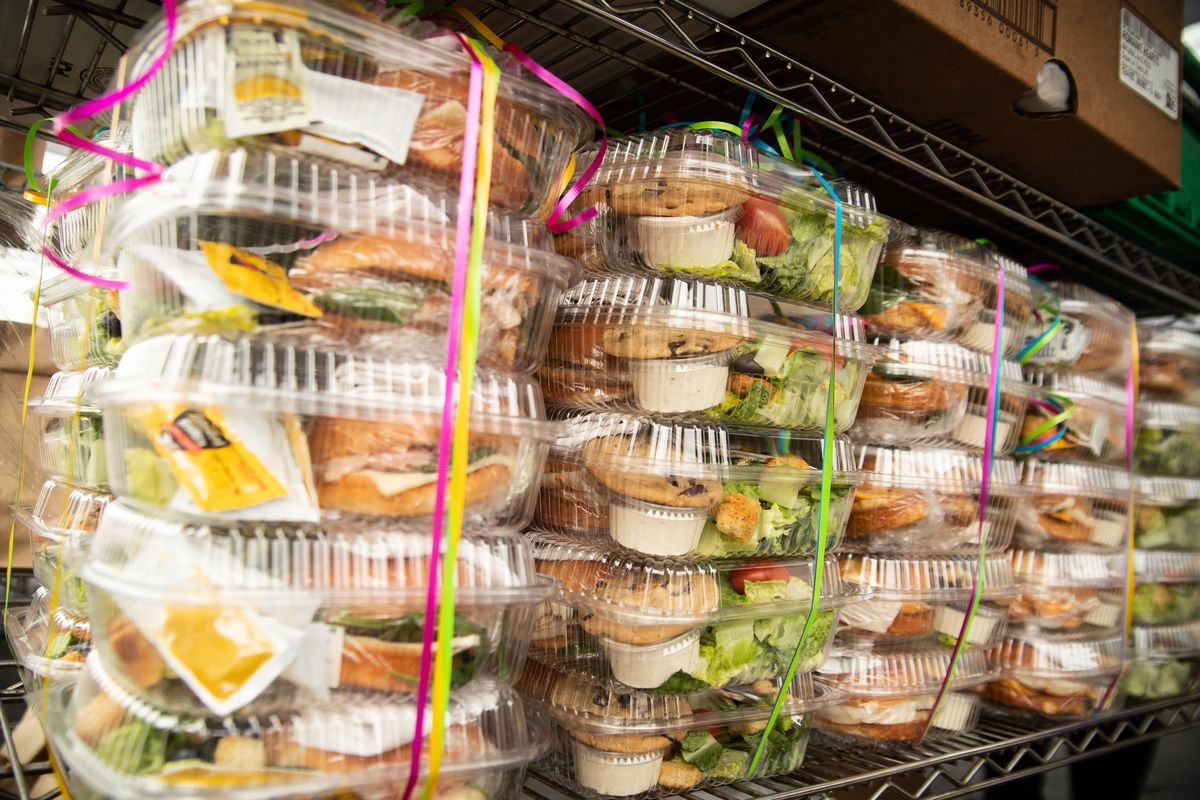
[16,478,112,543]
[837,553,1015,600]
[528,529,851,626]
[1131,621,1200,657]
[1038,282,1134,374]
[868,339,1027,390]
[1024,370,1127,408]
[590,129,756,192]
[518,660,839,734]
[1020,459,1131,499]
[854,445,1022,492]
[26,367,113,415]
[97,334,551,435]
[1140,325,1200,357]
[1133,550,1200,583]
[48,652,544,798]
[1009,550,1126,588]
[6,603,87,690]
[1139,401,1200,432]
[879,228,993,273]
[987,632,1124,678]
[1139,326,1200,400]
[817,645,997,695]
[1137,476,1200,506]
[87,501,549,602]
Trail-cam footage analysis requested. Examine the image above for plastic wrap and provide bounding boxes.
[1025,282,1133,378]
[1016,461,1131,551]
[27,367,113,489]
[985,633,1123,719]
[1135,477,1200,550]
[1136,402,1200,478]
[1007,550,1126,634]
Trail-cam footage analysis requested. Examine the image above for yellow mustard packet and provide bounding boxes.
[199,240,322,318]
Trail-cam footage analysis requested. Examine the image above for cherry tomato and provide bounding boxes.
[730,562,791,594]
[737,197,790,257]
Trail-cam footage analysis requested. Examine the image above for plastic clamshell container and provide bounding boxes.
[814,646,997,745]
[27,367,113,489]
[41,133,130,273]
[1139,325,1200,403]
[21,478,113,615]
[81,501,551,716]
[533,409,861,558]
[835,553,1016,646]
[1136,401,1200,478]
[1016,460,1131,552]
[1007,550,1126,635]
[527,529,852,692]
[1131,550,1200,626]
[851,339,1030,454]
[6,589,90,697]
[588,130,896,310]
[540,273,880,429]
[107,147,580,374]
[95,334,553,525]
[519,660,840,798]
[36,272,124,371]
[985,633,1123,719]
[125,0,588,217]
[953,250,1037,359]
[44,653,545,800]
[844,445,1023,554]
[1135,476,1200,550]
[1025,282,1134,378]
[1123,622,1200,702]
[1018,371,1128,465]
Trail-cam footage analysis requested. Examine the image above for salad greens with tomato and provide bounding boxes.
[1135,501,1200,550]
[693,475,852,558]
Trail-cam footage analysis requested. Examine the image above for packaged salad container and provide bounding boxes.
[44,653,545,800]
[28,367,113,489]
[1135,476,1200,550]
[1136,401,1200,478]
[1122,622,1200,703]
[125,0,588,216]
[534,410,860,558]
[589,130,895,310]
[6,588,91,697]
[109,147,579,374]
[1007,550,1126,635]
[985,633,1123,719]
[81,501,550,716]
[95,334,553,525]
[36,272,124,370]
[540,274,880,428]
[20,478,113,615]
[520,661,839,798]
[844,445,1023,554]
[1139,326,1200,403]
[1024,282,1134,378]
[814,646,997,745]
[836,554,1015,646]
[851,339,1030,453]
[1018,371,1127,464]
[526,530,852,692]
[1132,550,1200,626]
[1016,460,1131,551]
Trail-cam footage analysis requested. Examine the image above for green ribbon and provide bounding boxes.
[23,118,86,195]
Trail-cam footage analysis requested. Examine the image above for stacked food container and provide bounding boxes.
[1124,326,1200,703]
[808,229,1027,746]
[520,128,900,795]
[983,283,1133,720]
[24,1,597,798]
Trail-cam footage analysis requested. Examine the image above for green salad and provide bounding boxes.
[667,712,810,785]
[693,476,851,558]
[1135,501,1200,550]
[1131,582,1200,625]
[33,548,88,613]
[43,412,107,488]
[1136,427,1200,478]
[1123,658,1196,701]
[62,288,122,363]
[713,345,864,429]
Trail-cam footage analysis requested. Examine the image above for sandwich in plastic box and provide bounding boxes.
[952,251,1037,358]
[835,554,1015,646]
[1023,282,1133,378]
[1136,401,1200,478]
[1138,326,1200,403]
[1132,550,1200,626]
[533,409,861,558]
[107,147,580,374]
[1015,461,1131,551]
[80,501,551,716]
[1135,476,1200,551]
[44,653,545,800]
[585,130,897,310]
[1122,622,1200,703]
[539,273,881,428]
[1019,371,1128,465]
[851,338,1030,453]
[1006,550,1126,635]
[814,645,998,745]
[28,367,112,489]
[123,0,589,216]
[985,632,1123,719]
[519,660,840,798]
[526,530,854,692]
[95,334,554,525]
[844,445,1023,554]
[19,478,112,615]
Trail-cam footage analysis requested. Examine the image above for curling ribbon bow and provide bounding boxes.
[1014,393,1075,454]
[1016,265,1064,364]
[918,261,1006,743]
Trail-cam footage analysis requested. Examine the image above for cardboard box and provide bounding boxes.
[734,0,1183,205]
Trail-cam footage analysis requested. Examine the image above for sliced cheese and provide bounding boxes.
[360,454,514,497]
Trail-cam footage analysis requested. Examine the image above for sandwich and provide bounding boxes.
[984,677,1095,718]
[1030,495,1097,544]
[856,371,967,428]
[836,557,944,639]
[845,487,931,538]
[538,324,632,407]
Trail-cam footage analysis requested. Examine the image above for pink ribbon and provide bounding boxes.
[503,43,607,233]
[401,33,484,800]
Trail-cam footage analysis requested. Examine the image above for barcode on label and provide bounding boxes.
[1118,6,1179,120]
[971,0,1057,53]
[1122,8,1172,59]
